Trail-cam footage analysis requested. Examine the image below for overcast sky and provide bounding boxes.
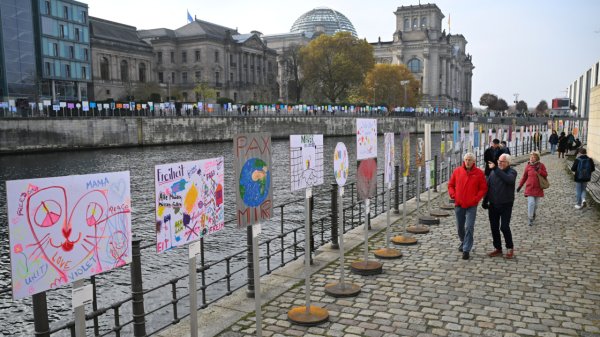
[85,0,600,108]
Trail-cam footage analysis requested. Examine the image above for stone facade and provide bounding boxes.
[372,4,473,112]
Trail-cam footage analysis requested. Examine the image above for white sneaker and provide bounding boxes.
[574,204,582,210]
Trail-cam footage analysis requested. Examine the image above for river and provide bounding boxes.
[0,132,448,336]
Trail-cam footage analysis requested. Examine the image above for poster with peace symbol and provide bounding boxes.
[6,171,132,300]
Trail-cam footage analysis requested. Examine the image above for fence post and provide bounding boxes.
[246,226,255,298]
[33,292,50,337]
[309,194,314,264]
[330,183,339,249]
[434,155,439,192]
[130,236,147,337]
[394,165,400,214]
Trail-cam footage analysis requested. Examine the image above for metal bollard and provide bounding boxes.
[309,194,314,264]
[130,236,147,337]
[246,226,255,298]
[434,155,438,192]
[33,292,50,337]
[394,165,400,214]
[330,184,339,249]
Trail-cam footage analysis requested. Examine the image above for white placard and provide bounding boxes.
[356,118,377,160]
[289,135,324,191]
[72,284,93,308]
[188,241,201,259]
[425,161,431,189]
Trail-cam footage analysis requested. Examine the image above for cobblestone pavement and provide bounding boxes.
[219,154,600,337]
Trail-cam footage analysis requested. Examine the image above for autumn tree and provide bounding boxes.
[280,44,304,103]
[361,63,420,107]
[516,100,528,115]
[535,100,549,116]
[299,32,374,103]
[493,98,508,112]
[193,82,216,102]
[479,93,498,111]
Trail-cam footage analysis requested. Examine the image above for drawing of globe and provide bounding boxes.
[239,158,270,207]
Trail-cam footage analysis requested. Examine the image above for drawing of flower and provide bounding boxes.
[14,244,23,254]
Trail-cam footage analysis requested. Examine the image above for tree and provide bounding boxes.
[133,81,162,101]
[299,32,374,103]
[535,100,549,116]
[280,44,304,103]
[479,93,498,110]
[193,82,216,102]
[516,100,528,115]
[493,98,508,112]
[361,63,420,107]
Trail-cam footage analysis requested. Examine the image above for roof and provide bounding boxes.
[89,16,150,48]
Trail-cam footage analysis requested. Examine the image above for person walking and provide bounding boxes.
[483,139,501,176]
[448,153,488,260]
[549,130,559,155]
[571,148,596,209]
[517,151,548,226]
[557,132,567,158]
[500,140,511,155]
[482,153,517,259]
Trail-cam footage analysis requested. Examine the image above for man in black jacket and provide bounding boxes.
[482,153,517,259]
[483,139,501,176]
[571,148,596,209]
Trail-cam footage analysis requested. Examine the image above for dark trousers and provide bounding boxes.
[488,202,514,250]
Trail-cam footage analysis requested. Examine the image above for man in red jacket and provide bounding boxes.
[448,152,488,260]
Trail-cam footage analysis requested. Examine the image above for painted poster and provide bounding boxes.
[425,161,431,189]
[400,131,410,177]
[334,142,349,186]
[453,121,459,152]
[416,138,424,168]
[357,158,377,201]
[469,122,475,150]
[290,135,324,191]
[424,124,432,161]
[155,158,225,253]
[234,133,272,228]
[460,128,466,153]
[356,118,377,160]
[440,129,446,162]
[474,129,480,152]
[384,133,395,186]
[6,171,132,300]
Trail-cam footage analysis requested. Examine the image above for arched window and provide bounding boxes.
[403,18,410,30]
[412,18,418,29]
[421,17,427,28]
[120,60,129,82]
[138,63,146,82]
[407,58,421,73]
[100,57,109,80]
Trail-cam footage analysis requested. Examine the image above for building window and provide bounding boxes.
[412,18,418,29]
[100,57,109,80]
[182,72,188,83]
[63,6,69,20]
[195,71,201,82]
[157,51,162,64]
[82,66,87,79]
[68,46,74,59]
[44,62,51,76]
[120,60,129,82]
[404,18,410,30]
[81,11,87,23]
[170,51,174,63]
[230,72,233,82]
[407,58,421,73]
[139,63,146,82]
[421,17,427,28]
[195,50,200,62]
[83,48,89,61]
[215,71,220,84]
[45,1,51,14]
[65,64,71,78]
[234,92,237,102]
[171,72,175,84]
[182,51,187,63]
[216,91,220,98]
[214,51,219,63]
[158,72,164,83]
[59,24,65,37]
[75,28,80,41]
[52,43,58,56]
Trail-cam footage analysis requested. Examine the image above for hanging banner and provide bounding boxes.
[425,160,431,189]
[6,171,132,300]
[234,133,272,228]
[424,124,432,162]
[400,131,410,177]
[440,129,446,162]
[334,143,349,186]
[356,119,377,160]
[289,135,324,191]
[384,133,395,186]
[155,158,225,253]
[453,121,459,152]
[416,138,424,168]
[469,122,475,151]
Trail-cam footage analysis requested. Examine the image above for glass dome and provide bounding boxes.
[290,7,357,37]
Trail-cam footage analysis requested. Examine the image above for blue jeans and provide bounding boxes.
[455,206,477,252]
[527,196,541,222]
[550,143,557,155]
[576,182,587,206]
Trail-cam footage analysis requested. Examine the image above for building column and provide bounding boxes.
[422,52,429,96]
[441,58,447,96]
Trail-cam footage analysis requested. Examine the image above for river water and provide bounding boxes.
[0,132,447,336]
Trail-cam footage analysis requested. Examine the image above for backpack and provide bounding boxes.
[576,158,592,182]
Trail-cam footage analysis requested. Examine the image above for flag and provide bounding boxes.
[187,10,193,23]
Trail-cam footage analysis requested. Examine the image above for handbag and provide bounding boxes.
[537,172,549,189]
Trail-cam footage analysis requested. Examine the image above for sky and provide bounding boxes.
[84,0,600,108]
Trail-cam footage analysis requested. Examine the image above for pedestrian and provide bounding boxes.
[517,151,548,226]
[571,148,595,209]
[557,132,567,158]
[483,139,501,176]
[448,152,488,260]
[566,132,575,153]
[549,130,559,155]
[482,153,517,259]
[533,131,541,151]
[500,140,511,155]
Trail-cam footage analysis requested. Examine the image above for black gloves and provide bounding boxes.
[481,201,489,210]
[516,186,522,193]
